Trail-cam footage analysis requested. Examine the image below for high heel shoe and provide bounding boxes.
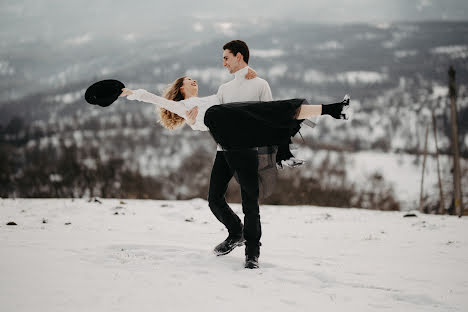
[341,94,352,120]
[321,94,351,120]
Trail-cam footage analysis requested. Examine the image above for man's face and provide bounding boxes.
[223,49,240,74]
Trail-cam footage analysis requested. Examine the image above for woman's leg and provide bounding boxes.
[296,94,350,120]
[296,104,321,119]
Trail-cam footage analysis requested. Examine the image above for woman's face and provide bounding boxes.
[180,77,198,98]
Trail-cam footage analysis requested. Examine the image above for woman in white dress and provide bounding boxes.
[120,76,350,152]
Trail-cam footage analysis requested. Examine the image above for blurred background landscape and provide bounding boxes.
[1,1,467,212]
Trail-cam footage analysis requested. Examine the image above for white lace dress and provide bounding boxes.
[127,89,220,131]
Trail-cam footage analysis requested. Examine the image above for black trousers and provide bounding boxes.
[208,150,261,247]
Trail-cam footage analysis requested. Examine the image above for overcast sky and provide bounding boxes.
[1,0,467,40]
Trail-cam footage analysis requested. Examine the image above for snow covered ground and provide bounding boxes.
[1,198,467,312]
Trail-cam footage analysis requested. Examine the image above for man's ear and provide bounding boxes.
[236,52,243,62]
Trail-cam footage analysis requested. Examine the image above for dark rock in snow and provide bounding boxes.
[403,213,418,218]
[6,221,17,226]
[88,197,102,204]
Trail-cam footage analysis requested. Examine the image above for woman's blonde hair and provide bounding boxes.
[158,76,187,130]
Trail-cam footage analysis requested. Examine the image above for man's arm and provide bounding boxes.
[216,84,225,104]
[259,80,273,101]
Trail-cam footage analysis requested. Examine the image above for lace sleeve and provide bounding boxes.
[127,89,187,118]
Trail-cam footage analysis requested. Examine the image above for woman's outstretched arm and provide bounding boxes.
[120,88,188,119]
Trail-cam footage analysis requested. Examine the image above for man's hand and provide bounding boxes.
[120,88,133,97]
[186,106,199,125]
[245,68,258,80]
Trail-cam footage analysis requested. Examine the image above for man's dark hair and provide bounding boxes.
[223,40,249,64]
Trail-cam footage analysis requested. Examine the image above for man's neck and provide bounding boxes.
[233,65,249,80]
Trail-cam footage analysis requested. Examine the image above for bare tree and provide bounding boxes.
[448,66,463,216]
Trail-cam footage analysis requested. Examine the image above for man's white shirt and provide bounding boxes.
[215,66,273,150]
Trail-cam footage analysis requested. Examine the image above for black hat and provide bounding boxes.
[85,79,125,107]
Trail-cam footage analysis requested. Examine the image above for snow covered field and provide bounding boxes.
[1,198,467,311]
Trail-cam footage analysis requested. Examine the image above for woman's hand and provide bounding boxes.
[120,88,133,97]
[245,68,258,80]
[186,106,199,125]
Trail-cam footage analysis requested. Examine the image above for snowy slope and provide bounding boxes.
[1,198,467,311]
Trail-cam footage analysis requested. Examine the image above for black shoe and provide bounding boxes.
[322,94,351,120]
[213,234,245,256]
[244,255,259,269]
[339,94,351,120]
[244,242,261,269]
[342,94,350,105]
